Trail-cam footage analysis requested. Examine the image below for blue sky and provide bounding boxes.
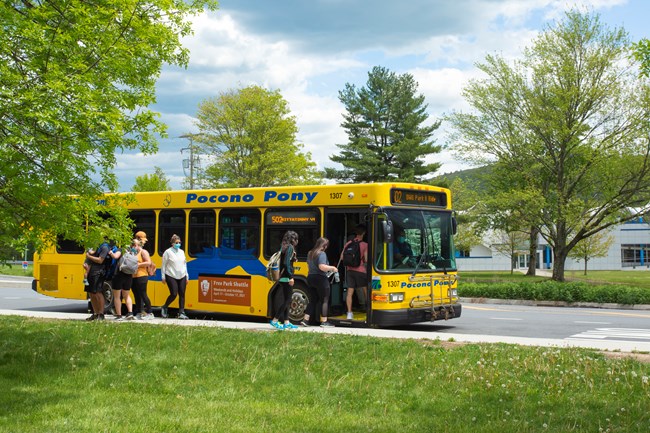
[114,0,650,191]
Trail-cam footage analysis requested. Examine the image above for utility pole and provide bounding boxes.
[180,134,201,189]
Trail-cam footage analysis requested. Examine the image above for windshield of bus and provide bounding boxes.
[374,208,456,272]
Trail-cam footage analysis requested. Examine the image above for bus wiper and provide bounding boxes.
[411,217,427,278]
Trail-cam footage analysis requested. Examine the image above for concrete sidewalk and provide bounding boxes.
[2,308,650,355]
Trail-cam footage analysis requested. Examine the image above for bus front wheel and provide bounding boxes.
[289,282,315,323]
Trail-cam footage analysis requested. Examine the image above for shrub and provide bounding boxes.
[458,280,650,305]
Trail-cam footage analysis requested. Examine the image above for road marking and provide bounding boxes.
[489,317,523,321]
[464,304,650,319]
[574,321,611,324]
[2,297,22,300]
[568,328,650,341]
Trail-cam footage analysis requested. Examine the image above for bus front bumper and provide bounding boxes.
[371,303,462,327]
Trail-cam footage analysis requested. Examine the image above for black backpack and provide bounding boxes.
[342,240,362,267]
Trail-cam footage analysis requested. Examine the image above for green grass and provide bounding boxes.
[564,270,650,289]
[462,270,650,289]
[0,263,33,277]
[1,316,649,432]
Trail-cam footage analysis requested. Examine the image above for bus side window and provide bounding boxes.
[219,209,261,257]
[188,210,216,257]
[158,210,186,256]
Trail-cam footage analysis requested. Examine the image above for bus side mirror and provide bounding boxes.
[382,220,393,242]
[452,216,458,236]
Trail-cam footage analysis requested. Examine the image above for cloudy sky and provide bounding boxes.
[114,0,650,191]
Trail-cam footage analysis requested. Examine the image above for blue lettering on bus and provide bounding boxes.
[186,191,318,205]
[263,191,318,204]
[186,193,254,204]
[400,280,452,289]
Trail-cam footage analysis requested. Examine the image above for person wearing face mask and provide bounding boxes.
[131,232,154,320]
[108,240,138,321]
[160,234,189,319]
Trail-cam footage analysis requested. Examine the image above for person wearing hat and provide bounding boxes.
[131,231,154,320]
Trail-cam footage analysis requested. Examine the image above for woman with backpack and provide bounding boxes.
[301,237,338,328]
[109,239,139,321]
[270,230,299,330]
[340,224,368,320]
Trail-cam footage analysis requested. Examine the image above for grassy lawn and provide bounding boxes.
[462,270,650,289]
[0,316,648,433]
[0,263,33,277]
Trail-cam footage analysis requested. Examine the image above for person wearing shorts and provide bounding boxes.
[84,241,111,321]
[110,240,137,321]
[340,225,368,320]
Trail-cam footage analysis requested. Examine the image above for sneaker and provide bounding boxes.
[97,314,105,321]
[83,278,89,286]
[320,321,335,328]
[114,315,124,321]
[270,320,284,330]
[142,312,154,320]
[85,314,97,321]
[300,320,310,327]
[177,312,189,320]
[125,313,135,321]
[346,312,354,320]
[284,322,299,330]
[161,306,168,318]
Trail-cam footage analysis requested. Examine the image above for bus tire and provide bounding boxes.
[102,280,115,315]
[288,281,315,323]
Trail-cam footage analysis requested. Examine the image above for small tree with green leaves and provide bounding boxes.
[132,167,171,192]
[193,86,321,188]
[568,230,614,275]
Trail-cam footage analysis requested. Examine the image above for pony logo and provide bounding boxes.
[163,194,172,208]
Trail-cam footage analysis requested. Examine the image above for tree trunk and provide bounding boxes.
[552,248,567,282]
[526,226,539,276]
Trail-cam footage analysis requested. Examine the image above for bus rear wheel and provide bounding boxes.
[102,280,116,315]
[288,282,314,322]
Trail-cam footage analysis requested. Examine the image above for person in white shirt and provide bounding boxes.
[160,234,189,319]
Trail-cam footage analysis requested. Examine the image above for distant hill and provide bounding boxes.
[430,166,492,193]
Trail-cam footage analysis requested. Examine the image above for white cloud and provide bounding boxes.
[114,0,648,190]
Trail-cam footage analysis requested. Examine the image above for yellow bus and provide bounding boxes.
[33,182,461,327]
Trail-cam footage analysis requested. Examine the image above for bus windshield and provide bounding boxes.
[375,208,456,272]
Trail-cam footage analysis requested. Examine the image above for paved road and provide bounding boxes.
[2,275,650,353]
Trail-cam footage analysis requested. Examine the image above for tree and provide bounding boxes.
[132,167,171,192]
[193,86,321,188]
[447,178,482,257]
[568,229,613,275]
[490,229,529,274]
[447,11,650,281]
[0,0,216,251]
[632,38,650,77]
[325,66,442,183]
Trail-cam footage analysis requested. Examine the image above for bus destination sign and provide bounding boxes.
[390,188,447,207]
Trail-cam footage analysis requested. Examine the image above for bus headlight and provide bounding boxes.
[371,293,404,303]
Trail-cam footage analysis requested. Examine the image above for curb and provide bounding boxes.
[460,297,650,311]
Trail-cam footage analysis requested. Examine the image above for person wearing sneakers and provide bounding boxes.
[109,240,137,321]
[84,239,111,321]
[302,237,338,328]
[270,230,299,330]
[160,234,189,320]
[340,224,368,320]
[132,231,154,320]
